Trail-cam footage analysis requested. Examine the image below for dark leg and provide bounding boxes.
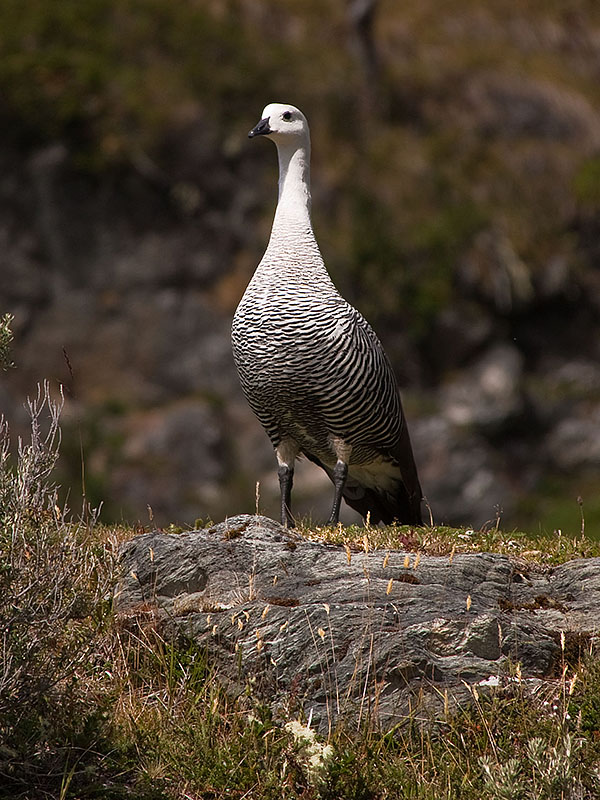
[327,460,348,525]
[278,464,295,527]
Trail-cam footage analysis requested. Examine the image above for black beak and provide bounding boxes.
[248,117,271,138]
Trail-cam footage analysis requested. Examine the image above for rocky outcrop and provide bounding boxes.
[116,515,600,732]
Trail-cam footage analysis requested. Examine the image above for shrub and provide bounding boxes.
[0,313,14,371]
[0,382,119,795]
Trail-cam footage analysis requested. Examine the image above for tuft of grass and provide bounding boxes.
[294,518,600,565]
[104,619,303,799]
[316,659,600,799]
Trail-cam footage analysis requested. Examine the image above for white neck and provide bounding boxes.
[272,138,312,231]
[260,133,328,278]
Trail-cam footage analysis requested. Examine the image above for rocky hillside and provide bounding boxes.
[1,0,599,531]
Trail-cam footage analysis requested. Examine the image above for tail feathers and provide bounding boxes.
[387,418,423,524]
[342,478,423,526]
[305,438,424,526]
[341,420,424,525]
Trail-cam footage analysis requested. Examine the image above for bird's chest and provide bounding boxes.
[232,284,350,372]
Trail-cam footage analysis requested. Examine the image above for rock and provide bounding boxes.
[108,399,227,524]
[427,304,493,372]
[412,416,515,526]
[528,357,600,423]
[1,86,599,532]
[440,343,524,430]
[116,515,600,732]
[546,406,600,470]
[463,73,600,144]
[527,357,600,471]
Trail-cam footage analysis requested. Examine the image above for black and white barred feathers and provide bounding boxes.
[231,103,423,527]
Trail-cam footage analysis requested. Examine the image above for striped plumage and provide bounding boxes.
[231,103,423,527]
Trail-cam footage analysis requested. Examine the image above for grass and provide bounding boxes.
[295,518,600,565]
[2,384,600,798]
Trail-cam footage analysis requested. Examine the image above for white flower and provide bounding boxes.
[285,719,333,783]
[478,675,500,687]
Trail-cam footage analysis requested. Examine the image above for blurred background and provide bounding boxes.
[1,0,599,535]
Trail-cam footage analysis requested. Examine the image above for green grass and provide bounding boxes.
[295,518,600,565]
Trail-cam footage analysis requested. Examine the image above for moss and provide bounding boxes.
[514,473,600,541]
[0,0,268,162]
[573,156,600,209]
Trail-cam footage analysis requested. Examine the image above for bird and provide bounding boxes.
[231,103,423,528]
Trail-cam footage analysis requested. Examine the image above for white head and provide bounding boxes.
[248,103,310,145]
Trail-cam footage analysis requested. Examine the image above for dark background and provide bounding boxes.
[1,0,599,534]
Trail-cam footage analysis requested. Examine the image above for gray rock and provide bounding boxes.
[463,73,600,143]
[116,514,600,732]
[412,416,514,526]
[546,407,600,469]
[527,357,600,423]
[440,344,524,429]
[109,399,227,524]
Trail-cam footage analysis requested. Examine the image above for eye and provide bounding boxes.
[282,111,292,121]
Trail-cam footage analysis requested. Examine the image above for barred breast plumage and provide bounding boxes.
[231,103,423,527]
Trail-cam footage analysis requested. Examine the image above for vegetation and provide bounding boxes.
[297,517,600,565]
[0,0,267,161]
[0,314,14,371]
[2,387,600,798]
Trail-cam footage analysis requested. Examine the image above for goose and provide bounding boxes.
[231,103,423,527]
